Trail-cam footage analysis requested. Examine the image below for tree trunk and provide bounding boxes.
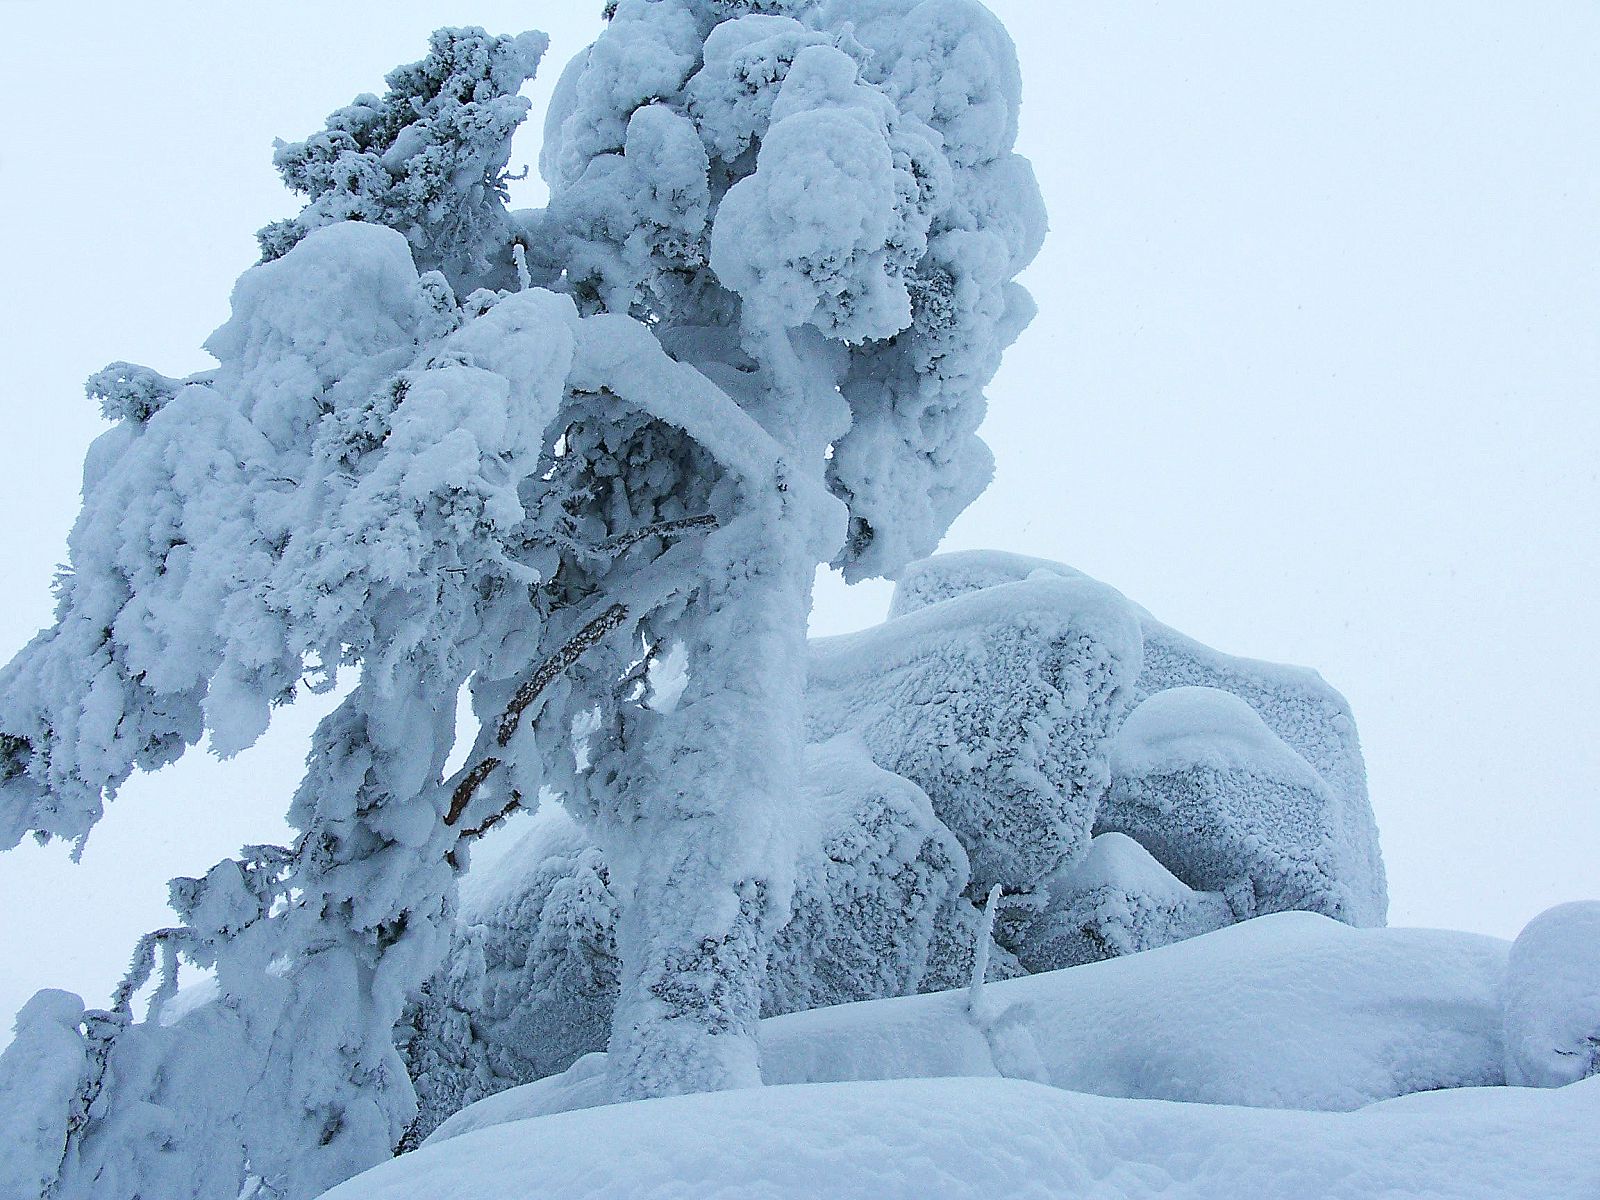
[603,504,815,1100]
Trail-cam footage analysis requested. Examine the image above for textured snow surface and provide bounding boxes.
[430,912,1511,1139]
[808,573,1143,892]
[885,551,1386,924]
[1016,832,1232,970]
[332,1073,1599,1200]
[1503,901,1600,1088]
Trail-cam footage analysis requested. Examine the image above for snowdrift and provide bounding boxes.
[329,910,1594,1200]
[428,913,1509,1139]
[329,1074,1600,1200]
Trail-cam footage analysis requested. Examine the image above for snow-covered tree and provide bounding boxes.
[511,0,1044,1101]
[0,4,1042,1194]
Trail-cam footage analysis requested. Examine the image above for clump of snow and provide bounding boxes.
[1503,901,1600,1088]
[1017,832,1231,971]
[334,1073,1599,1200]
[434,912,1510,1134]
[807,574,1143,893]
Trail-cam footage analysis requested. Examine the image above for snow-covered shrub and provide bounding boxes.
[259,27,549,294]
[1103,687,1366,923]
[1503,901,1600,1088]
[1016,833,1232,972]
[402,741,976,1138]
[806,574,1143,894]
[887,550,1388,925]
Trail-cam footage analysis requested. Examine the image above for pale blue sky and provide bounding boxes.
[0,2,1595,1028]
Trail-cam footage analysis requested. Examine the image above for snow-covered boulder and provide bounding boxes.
[765,737,978,1013]
[405,740,975,1136]
[888,550,1387,925]
[1016,832,1232,971]
[1101,688,1365,923]
[434,912,1510,1135]
[328,1073,1600,1200]
[807,573,1143,893]
[1503,901,1600,1088]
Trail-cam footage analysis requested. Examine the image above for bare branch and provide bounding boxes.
[496,603,629,748]
[597,513,718,557]
[443,602,631,830]
[444,757,502,827]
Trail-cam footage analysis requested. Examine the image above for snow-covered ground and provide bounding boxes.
[334,910,1596,1198]
[327,1074,1599,1200]
[426,912,1510,1136]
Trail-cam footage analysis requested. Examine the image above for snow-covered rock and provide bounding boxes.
[332,1073,1599,1200]
[1103,687,1364,922]
[1503,901,1600,1088]
[430,912,1511,1138]
[1016,832,1231,971]
[807,573,1143,893]
[887,550,1387,924]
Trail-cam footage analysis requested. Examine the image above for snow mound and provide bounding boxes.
[889,550,1387,924]
[1504,901,1600,1088]
[807,573,1143,892]
[331,1074,1600,1200]
[1017,832,1232,970]
[430,912,1510,1139]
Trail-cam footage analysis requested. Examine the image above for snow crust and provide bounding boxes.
[1503,901,1600,1088]
[336,1074,1599,1200]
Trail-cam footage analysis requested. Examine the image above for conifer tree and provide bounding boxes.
[0,5,1042,1195]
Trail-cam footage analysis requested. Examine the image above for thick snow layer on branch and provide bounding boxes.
[329,1072,1600,1200]
[807,574,1143,892]
[431,912,1511,1137]
[886,551,1387,924]
[1504,902,1600,1088]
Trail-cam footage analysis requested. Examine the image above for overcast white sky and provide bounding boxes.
[0,2,1595,1032]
